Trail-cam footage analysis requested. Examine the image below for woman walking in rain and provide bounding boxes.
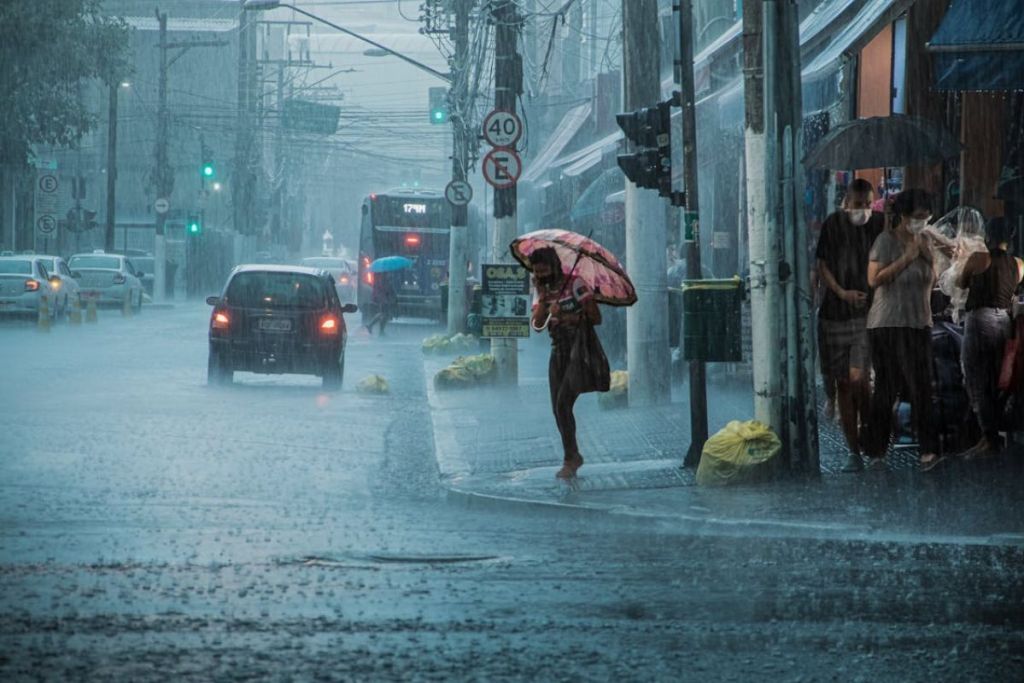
[529,247,610,480]
[958,217,1024,458]
[863,189,941,470]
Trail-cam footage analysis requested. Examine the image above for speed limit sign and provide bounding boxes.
[482,110,522,148]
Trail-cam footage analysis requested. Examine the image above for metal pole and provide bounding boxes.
[623,0,670,407]
[153,8,169,303]
[490,0,520,384]
[105,83,117,253]
[447,0,472,335]
[678,0,708,467]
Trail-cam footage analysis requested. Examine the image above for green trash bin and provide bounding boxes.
[682,277,744,362]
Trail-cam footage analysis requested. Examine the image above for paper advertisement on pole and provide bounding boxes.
[481,263,530,338]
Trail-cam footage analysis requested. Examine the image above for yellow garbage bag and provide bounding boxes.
[434,354,496,390]
[696,420,780,486]
[598,370,629,410]
[356,374,390,394]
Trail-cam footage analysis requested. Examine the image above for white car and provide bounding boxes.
[0,255,58,318]
[68,252,144,310]
[301,257,356,304]
[36,255,82,316]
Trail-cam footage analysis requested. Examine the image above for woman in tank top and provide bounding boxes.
[957,217,1024,457]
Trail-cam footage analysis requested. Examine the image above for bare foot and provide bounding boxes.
[556,453,584,480]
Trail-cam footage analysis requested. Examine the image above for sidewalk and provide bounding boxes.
[425,336,1024,546]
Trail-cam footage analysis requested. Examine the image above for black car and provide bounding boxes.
[206,265,357,389]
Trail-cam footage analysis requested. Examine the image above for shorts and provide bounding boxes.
[818,316,870,381]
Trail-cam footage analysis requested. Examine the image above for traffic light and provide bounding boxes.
[200,144,215,180]
[616,99,672,199]
[186,214,202,235]
[428,87,449,125]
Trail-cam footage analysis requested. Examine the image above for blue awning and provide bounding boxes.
[927,0,1024,91]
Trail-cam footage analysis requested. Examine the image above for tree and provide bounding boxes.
[0,0,130,166]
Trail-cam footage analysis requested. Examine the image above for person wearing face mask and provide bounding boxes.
[864,188,940,470]
[814,178,885,472]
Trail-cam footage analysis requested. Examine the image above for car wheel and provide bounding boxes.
[322,357,343,391]
[134,290,142,312]
[207,350,233,386]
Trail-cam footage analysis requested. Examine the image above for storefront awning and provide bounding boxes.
[803,0,916,84]
[927,0,1024,91]
[521,102,592,184]
[556,130,622,178]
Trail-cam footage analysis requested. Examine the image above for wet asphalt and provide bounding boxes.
[0,305,1021,681]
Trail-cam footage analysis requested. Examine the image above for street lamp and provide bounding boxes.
[243,0,451,83]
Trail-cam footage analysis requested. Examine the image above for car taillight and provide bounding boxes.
[25,279,39,292]
[212,310,230,330]
[339,276,350,285]
[365,271,373,285]
[320,316,339,334]
[113,273,126,284]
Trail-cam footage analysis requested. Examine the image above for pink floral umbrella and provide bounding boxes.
[510,228,637,307]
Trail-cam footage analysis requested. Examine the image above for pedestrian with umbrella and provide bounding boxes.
[511,229,636,480]
[366,256,411,336]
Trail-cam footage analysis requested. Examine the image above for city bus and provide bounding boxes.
[358,189,452,321]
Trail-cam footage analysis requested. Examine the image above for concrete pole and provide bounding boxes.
[104,83,117,253]
[490,0,521,384]
[153,8,169,303]
[771,0,818,472]
[447,0,471,335]
[623,0,670,407]
[742,0,782,432]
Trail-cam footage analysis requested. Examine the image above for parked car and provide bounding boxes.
[300,256,356,304]
[67,251,144,310]
[206,265,358,389]
[37,255,82,316]
[0,255,57,318]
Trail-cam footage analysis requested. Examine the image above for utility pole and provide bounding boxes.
[768,0,818,472]
[104,82,118,253]
[743,1,817,472]
[153,8,170,303]
[742,0,781,433]
[489,0,522,384]
[677,0,708,466]
[447,0,472,335]
[623,0,670,406]
[234,0,256,261]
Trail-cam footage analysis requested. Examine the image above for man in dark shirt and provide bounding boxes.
[816,178,884,472]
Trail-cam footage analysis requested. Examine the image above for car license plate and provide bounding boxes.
[259,318,292,332]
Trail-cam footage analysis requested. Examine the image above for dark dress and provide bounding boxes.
[538,277,610,458]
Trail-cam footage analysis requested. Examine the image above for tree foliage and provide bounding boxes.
[0,0,131,166]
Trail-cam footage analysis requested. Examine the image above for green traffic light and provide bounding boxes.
[431,109,447,124]
[202,164,214,178]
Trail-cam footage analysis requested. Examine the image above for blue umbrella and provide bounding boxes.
[369,256,414,273]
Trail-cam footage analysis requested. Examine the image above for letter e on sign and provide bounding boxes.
[482,148,522,190]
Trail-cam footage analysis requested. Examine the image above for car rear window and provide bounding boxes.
[0,260,31,274]
[70,255,120,269]
[225,272,327,309]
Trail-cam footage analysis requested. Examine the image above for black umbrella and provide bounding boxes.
[802,114,962,170]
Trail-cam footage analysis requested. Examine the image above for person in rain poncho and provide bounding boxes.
[814,178,885,472]
[529,247,607,480]
[957,217,1024,458]
[863,189,940,470]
